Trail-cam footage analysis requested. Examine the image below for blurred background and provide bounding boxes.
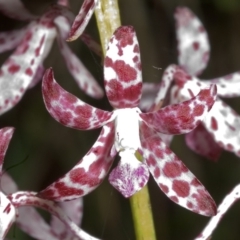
[1,0,240,239]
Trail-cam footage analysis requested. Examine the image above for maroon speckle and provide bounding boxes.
[211,117,218,130]
[172,180,190,197]
[25,67,33,76]
[192,41,200,50]
[163,162,182,178]
[159,183,169,193]
[8,64,20,74]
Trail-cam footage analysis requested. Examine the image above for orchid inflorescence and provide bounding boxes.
[0,0,240,239]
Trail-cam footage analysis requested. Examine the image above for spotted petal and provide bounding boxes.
[140,85,217,135]
[195,184,240,240]
[0,21,52,115]
[0,127,14,174]
[104,26,142,109]
[140,122,216,216]
[54,16,104,99]
[0,0,37,20]
[175,7,210,76]
[10,191,100,240]
[42,68,112,130]
[203,72,240,97]
[203,99,240,156]
[185,124,222,161]
[0,192,16,239]
[0,27,28,54]
[38,122,115,201]
[67,0,98,41]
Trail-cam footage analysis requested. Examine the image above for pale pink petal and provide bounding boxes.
[203,72,240,97]
[140,122,216,216]
[0,192,16,239]
[140,85,217,135]
[0,21,53,115]
[185,124,222,161]
[42,68,112,130]
[0,27,28,54]
[67,0,98,41]
[175,7,210,76]
[10,191,100,240]
[51,199,83,238]
[104,26,142,109]
[109,151,149,198]
[139,83,160,112]
[38,122,115,201]
[149,64,178,111]
[17,207,59,240]
[203,99,240,156]
[54,16,104,98]
[1,173,18,194]
[80,33,103,57]
[195,184,240,240]
[58,0,69,7]
[0,127,14,174]
[0,0,37,20]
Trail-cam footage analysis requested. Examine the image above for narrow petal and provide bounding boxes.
[54,16,104,99]
[42,68,112,130]
[203,99,240,156]
[0,22,53,115]
[175,7,210,76]
[67,0,98,41]
[0,192,16,239]
[140,85,217,135]
[185,124,222,161]
[104,26,142,109]
[10,191,100,240]
[109,150,149,198]
[0,0,37,20]
[0,127,14,174]
[28,64,45,89]
[51,199,83,238]
[80,33,103,57]
[1,173,18,194]
[149,64,178,111]
[0,27,28,54]
[195,184,240,240]
[203,72,240,97]
[38,122,115,201]
[140,122,216,216]
[139,83,160,112]
[58,0,69,7]
[17,207,59,240]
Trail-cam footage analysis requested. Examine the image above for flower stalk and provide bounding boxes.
[130,186,157,240]
[94,0,121,55]
[94,3,157,237]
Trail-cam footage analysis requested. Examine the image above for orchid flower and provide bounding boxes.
[0,127,99,240]
[0,2,104,116]
[39,25,217,217]
[147,7,240,161]
[195,184,240,240]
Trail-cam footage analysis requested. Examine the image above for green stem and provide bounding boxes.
[95,2,156,239]
[130,186,157,240]
[94,0,121,56]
